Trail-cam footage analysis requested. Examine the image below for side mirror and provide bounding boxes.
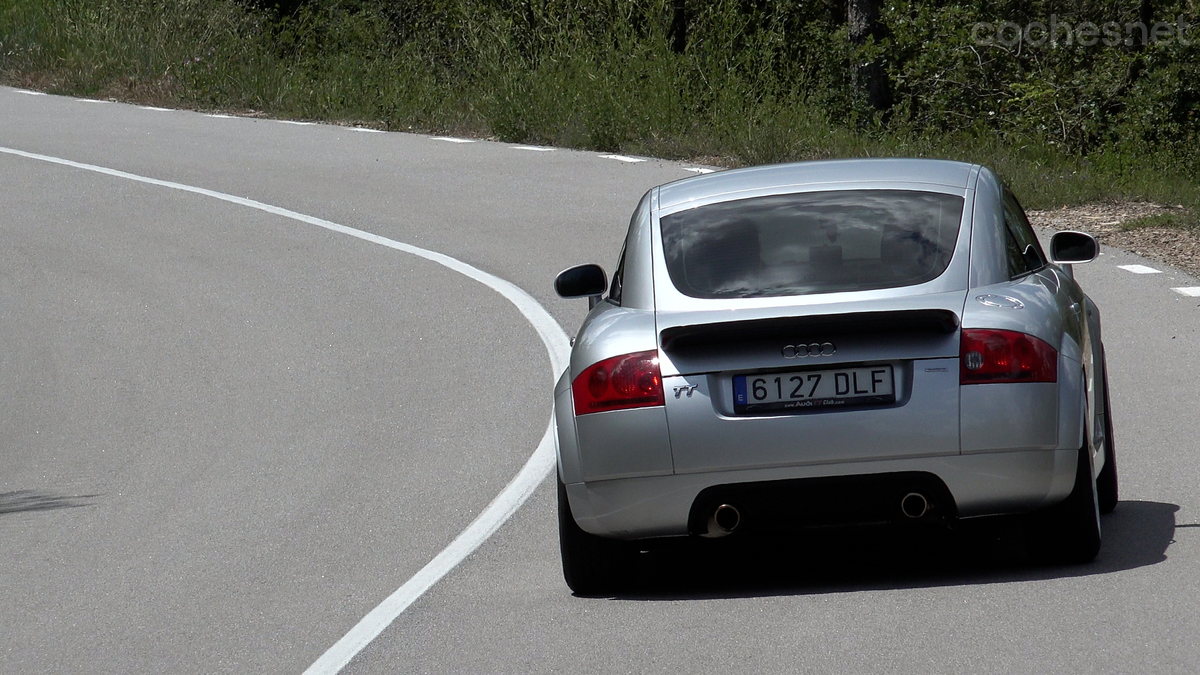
[554,264,607,308]
[1049,231,1099,264]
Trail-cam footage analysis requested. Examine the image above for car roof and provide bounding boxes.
[657,158,982,211]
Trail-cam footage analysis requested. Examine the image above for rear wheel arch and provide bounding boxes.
[555,370,584,485]
[1026,437,1102,564]
[1028,375,1103,563]
[1055,353,1088,452]
[1096,347,1119,512]
[557,475,634,594]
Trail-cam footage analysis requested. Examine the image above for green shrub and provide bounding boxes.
[1,0,1196,209]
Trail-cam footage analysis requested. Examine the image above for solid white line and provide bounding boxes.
[432,136,475,143]
[511,145,553,152]
[0,144,570,674]
[599,154,645,163]
[1172,287,1200,297]
[1117,264,1162,274]
[306,423,558,674]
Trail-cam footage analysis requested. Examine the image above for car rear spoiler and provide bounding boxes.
[659,309,960,353]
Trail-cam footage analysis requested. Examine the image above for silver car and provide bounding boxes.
[553,158,1117,593]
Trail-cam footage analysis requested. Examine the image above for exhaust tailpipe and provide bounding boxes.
[703,504,742,537]
[900,492,929,519]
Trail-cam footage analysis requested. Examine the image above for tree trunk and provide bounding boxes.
[847,0,892,111]
[668,0,687,54]
[1135,0,1153,50]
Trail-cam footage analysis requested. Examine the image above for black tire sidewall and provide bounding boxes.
[1096,352,1119,513]
[1027,441,1102,564]
[557,475,632,594]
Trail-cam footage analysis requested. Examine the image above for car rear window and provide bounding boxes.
[659,189,964,299]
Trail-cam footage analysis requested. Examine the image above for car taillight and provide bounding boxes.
[960,329,1057,384]
[572,350,664,415]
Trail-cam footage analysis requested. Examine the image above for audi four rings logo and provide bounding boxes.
[781,342,837,358]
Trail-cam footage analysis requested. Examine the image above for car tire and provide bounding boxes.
[1027,441,1102,564]
[1096,354,1119,514]
[558,475,633,595]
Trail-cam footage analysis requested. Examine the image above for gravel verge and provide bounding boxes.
[1027,202,1200,278]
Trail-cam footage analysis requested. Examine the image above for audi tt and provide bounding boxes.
[552,158,1117,594]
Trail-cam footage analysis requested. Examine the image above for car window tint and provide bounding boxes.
[608,246,625,305]
[1002,225,1029,278]
[1002,189,1047,277]
[659,190,964,299]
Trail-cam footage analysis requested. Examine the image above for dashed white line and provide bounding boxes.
[1172,287,1200,297]
[352,128,385,133]
[0,144,570,675]
[599,154,645,163]
[78,99,108,104]
[432,136,475,143]
[139,106,171,111]
[278,120,314,126]
[1118,264,1162,274]
[683,167,715,174]
[14,90,46,96]
[205,113,235,119]
[511,145,553,152]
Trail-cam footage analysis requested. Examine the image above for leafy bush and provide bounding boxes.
[0,0,1196,205]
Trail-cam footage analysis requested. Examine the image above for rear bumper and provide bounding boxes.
[566,447,1078,540]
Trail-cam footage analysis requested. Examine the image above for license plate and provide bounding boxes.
[733,365,895,414]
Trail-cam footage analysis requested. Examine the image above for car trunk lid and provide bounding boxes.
[657,291,966,473]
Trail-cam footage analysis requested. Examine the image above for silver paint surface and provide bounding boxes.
[557,158,1107,539]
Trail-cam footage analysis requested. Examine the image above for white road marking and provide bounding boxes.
[0,144,570,675]
[139,106,171,111]
[512,145,553,152]
[205,113,235,119]
[599,154,645,163]
[1118,264,1162,274]
[1172,287,1200,297]
[683,167,715,174]
[78,99,108,104]
[14,90,46,96]
[352,128,385,133]
[432,136,475,143]
[307,424,558,675]
[278,120,314,126]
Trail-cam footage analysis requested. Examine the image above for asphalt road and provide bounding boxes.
[3,87,1199,674]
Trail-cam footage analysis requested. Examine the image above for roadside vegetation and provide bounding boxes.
[1,0,1197,220]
